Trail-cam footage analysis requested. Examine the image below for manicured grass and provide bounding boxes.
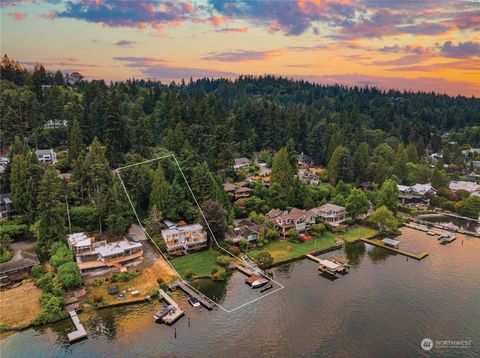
[249,232,337,263]
[170,250,220,277]
[340,225,378,243]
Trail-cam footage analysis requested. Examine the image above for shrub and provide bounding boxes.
[147,288,159,298]
[287,229,300,243]
[184,269,195,280]
[211,266,226,281]
[156,277,164,285]
[50,244,74,270]
[32,295,67,326]
[254,251,273,269]
[57,262,82,289]
[35,272,55,292]
[216,255,232,267]
[229,246,241,256]
[110,271,139,282]
[160,282,168,291]
[239,239,249,251]
[31,264,46,280]
[265,229,280,241]
[0,223,29,240]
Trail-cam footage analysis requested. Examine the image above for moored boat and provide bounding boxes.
[188,295,201,308]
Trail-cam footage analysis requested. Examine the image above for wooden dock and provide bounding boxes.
[67,310,87,343]
[177,282,215,310]
[359,238,429,260]
[235,265,255,277]
[158,289,184,325]
[306,253,322,263]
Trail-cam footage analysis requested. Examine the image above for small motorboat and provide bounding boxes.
[245,275,270,289]
[188,295,201,308]
[260,284,273,293]
[445,223,459,231]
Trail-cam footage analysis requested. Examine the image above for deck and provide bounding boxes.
[158,289,184,325]
[234,265,255,277]
[67,310,88,343]
[359,238,429,260]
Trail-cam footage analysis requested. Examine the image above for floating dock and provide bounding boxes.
[307,254,347,274]
[330,255,350,268]
[359,238,429,260]
[67,310,87,343]
[158,289,184,325]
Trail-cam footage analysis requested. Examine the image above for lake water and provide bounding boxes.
[419,214,480,233]
[1,230,479,357]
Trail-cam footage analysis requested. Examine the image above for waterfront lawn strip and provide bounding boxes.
[170,250,219,277]
[249,232,337,263]
[340,226,378,243]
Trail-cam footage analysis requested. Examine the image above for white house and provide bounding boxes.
[161,223,208,255]
[233,157,251,170]
[36,149,58,164]
[315,203,350,226]
[44,119,68,129]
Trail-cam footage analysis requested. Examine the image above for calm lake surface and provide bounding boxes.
[419,214,480,233]
[1,230,479,357]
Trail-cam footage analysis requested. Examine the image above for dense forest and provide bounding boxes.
[1,54,480,258]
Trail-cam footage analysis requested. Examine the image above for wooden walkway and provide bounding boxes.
[158,289,184,325]
[306,254,322,263]
[67,310,88,343]
[177,282,215,310]
[235,265,255,277]
[359,238,429,260]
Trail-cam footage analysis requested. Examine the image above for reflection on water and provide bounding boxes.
[2,237,479,358]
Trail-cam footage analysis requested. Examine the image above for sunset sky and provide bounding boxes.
[1,0,479,96]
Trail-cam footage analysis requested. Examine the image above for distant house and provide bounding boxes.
[449,181,480,196]
[234,187,254,199]
[398,194,425,205]
[0,156,9,175]
[68,233,143,275]
[397,184,436,196]
[316,203,349,226]
[161,223,208,255]
[0,251,40,288]
[44,119,68,129]
[299,169,320,185]
[223,183,236,193]
[226,219,268,243]
[266,208,317,236]
[0,194,13,218]
[35,149,58,164]
[298,152,314,167]
[233,157,251,170]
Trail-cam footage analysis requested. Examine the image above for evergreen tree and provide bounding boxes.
[406,143,419,163]
[150,165,175,218]
[431,169,449,189]
[393,143,408,183]
[270,147,295,203]
[102,180,132,236]
[68,118,85,164]
[36,167,66,258]
[104,91,128,166]
[327,146,351,184]
[352,142,369,183]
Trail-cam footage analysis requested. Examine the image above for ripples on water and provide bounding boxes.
[1,232,479,358]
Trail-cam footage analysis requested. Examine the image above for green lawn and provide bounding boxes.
[340,225,378,243]
[248,232,337,263]
[170,250,220,277]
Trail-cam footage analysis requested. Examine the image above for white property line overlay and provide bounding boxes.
[116,153,284,313]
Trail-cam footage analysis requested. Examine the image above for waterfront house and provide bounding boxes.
[397,183,436,196]
[0,251,40,288]
[226,219,268,243]
[161,223,208,255]
[316,203,349,226]
[233,157,251,170]
[35,149,58,164]
[266,207,317,236]
[68,233,143,275]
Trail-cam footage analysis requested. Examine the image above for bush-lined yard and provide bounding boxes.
[249,232,337,263]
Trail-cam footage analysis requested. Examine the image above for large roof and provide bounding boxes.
[318,203,346,212]
[94,239,142,257]
[0,251,39,274]
[161,223,204,237]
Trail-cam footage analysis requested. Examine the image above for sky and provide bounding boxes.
[1,0,479,96]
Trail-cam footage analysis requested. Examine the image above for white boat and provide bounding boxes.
[251,277,269,288]
[188,295,201,308]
